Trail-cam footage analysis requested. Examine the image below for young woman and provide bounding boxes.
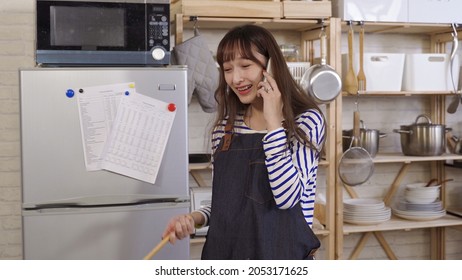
[163,24,326,260]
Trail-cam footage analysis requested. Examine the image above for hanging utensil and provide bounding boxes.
[300,25,342,104]
[338,136,374,186]
[143,236,169,260]
[353,106,361,146]
[447,23,460,114]
[338,102,374,186]
[344,21,358,94]
[357,22,367,92]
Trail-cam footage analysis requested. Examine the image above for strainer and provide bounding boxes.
[338,111,374,186]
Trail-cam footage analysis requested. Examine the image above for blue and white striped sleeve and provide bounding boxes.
[262,109,325,210]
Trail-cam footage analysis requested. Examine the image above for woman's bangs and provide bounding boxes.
[221,39,254,63]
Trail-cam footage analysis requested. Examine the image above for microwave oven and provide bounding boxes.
[36,0,171,66]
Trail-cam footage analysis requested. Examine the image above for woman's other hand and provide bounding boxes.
[162,214,195,244]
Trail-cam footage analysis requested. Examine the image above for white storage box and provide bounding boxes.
[408,0,462,24]
[331,0,408,22]
[402,54,460,91]
[287,62,310,86]
[342,53,405,91]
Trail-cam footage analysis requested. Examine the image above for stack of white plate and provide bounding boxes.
[392,207,446,221]
[397,200,443,211]
[343,198,391,225]
[393,183,446,221]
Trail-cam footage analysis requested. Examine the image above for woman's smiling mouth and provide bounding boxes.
[236,84,253,95]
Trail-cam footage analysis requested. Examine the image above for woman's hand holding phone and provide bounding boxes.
[259,58,284,131]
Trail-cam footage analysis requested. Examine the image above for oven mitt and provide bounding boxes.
[172,28,218,113]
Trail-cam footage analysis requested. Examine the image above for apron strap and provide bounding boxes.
[221,123,233,151]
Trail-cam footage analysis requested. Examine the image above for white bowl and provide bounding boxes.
[405,182,441,191]
[405,196,438,204]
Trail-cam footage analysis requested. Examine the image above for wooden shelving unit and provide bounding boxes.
[335,21,462,260]
[172,0,337,260]
[171,0,462,260]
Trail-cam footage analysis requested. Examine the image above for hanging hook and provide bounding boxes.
[318,18,326,38]
[452,23,458,37]
[355,93,360,111]
[347,20,354,32]
[190,16,198,34]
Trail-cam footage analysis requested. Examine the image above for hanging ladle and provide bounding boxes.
[447,23,460,114]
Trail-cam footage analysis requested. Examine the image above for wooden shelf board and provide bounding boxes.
[190,227,331,245]
[372,153,462,163]
[343,91,458,97]
[343,214,462,234]
[189,162,212,170]
[340,21,456,35]
[175,17,323,31]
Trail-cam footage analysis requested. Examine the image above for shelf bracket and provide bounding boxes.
[383,162,411,206]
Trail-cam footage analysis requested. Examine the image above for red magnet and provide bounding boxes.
[167,103,176,112]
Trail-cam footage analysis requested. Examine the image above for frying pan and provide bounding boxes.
[300,29,342,104]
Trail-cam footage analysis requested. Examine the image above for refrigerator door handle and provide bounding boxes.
[23,201,190,215]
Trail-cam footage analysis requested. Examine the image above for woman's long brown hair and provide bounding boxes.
[213,24,325,152]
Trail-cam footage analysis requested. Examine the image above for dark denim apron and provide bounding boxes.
[201,126,320,260]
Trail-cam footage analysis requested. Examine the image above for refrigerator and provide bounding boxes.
[20,67,190,260]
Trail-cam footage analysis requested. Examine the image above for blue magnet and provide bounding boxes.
[66,89,75,98]
[125,91,130,96]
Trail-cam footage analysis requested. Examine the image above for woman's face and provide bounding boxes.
[222,50,266,105]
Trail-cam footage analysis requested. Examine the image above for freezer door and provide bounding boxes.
[22,203,190,260]
[20,67,189,204]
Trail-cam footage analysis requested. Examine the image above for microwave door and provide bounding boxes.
[36,0,171,66]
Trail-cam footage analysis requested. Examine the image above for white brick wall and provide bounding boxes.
[0,0,35,259]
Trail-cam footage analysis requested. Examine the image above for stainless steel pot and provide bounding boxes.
[343,122,386,158]
[393,114,451,156]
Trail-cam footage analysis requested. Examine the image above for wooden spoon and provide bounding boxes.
[425,178,438,187]
[344,26,358,94]
[425,178,454,187]
[143,236,169,260]
[437,178,454,185]
[357,24,366,92]
[353,110,361,147]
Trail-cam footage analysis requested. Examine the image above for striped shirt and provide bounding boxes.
[196,109,325,228]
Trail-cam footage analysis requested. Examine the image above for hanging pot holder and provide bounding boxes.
[172,27,218,113]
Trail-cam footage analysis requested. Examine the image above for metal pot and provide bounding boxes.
[300,30,341,104]
[343,121,386,158]
[393,114,451,156]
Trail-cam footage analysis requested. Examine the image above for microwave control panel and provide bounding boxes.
[147,4,170,50]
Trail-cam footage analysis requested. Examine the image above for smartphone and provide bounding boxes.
[263,58,272,82]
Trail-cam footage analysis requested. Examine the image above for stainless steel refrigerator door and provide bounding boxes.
[22,202,190,260]
[20,67,189,205]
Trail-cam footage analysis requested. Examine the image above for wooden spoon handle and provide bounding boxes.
[143,236,169,260]
[353,111,360,146]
